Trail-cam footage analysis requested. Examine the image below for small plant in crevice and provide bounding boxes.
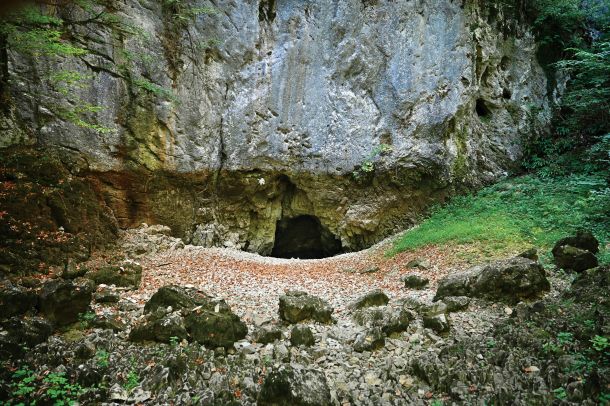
[96,349,110,368]
[352,143,393,181]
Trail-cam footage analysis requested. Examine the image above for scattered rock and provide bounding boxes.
[184,307,248,348]
[353,327,385,352]
[258,364,332,406]
[349,289,389,309]
[0,280,37,319]
[405,258,430,269]
[91,314,126,332]
[74,340,96,360]
[552,245,598,272]
[402,274,429,289]
[434,256,550,303]
[518,247,539,261]
[38,278,93,326]
[85,261,142,289]
[60,261,89,280]
[129,310,188,343]
[279,292,333,324]
[352,306,414,336]
[552,230,599,255]
[143,285,214,314]
[0,317,53,358]
[442,296,470,312]
[290,325,315,347]
[359,266,380,274]
[93,286,120,304]
[252,324,283,344]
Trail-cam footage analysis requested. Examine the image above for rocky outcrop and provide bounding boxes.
[85,261,142,289]
[349,289,389,309]
[38,279,94,326]
[278,291,333,324]
[434,256,550,303]
[0,0,551,256]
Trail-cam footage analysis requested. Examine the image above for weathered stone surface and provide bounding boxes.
[258,364,332,406]
[423,313,450,334]
[352,306,415,336]
[279,292,333,324]
[252,324,283,345]
[143,285,214,314]
[553,245,598,272]
[442,296,471,312]
[184,309,248,348]
[402,274,430,289]
[350,289,389,309]
[93,287,120,304]
[435,256,550,303]
[85,262,142,289]
[552,231,600,255]
[290,325,315,347]
[353,327,386,352]
[1,0,551,255]
[0,317,53,358]
[38,279,93,326]
[129,311,188,343]
[0,280,37,319]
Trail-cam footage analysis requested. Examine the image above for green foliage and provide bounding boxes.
[389,172,609,261]
[553,387,568,400]
[133,77,176,102]
[352,144,393,180]
[78,311,96,328]
[591,335,610,352]
[8,368,85,405]
[96,349,110,368]
[123,370,139,392]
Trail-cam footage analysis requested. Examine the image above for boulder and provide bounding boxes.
[352,306,415,336]
[442,296,471,312]
[423,313,450,334]
[258,364,332,406]
[94,287,120,304]
[279,291,333,324]
[552,230,599,255]
[290,325,315,347]
[0,317,53,358]
[38,278,93,326]
[353,327,385,352]
[518,247,539,261]
[129,310,188,343]
[144,285,216,314]
[402,274,429,289]
[252,324,283,344]
[184,308,247,348]
[0,280,37,319]
[350,289,390,309]
[553,245,598,272]
[434,256,550,303]
[405,258,430,269]
[85,261,142,289]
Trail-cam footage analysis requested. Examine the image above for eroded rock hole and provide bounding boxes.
[475,99,492,118]
[271,215,343,259]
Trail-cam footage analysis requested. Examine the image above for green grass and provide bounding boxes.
[389,173,609,263]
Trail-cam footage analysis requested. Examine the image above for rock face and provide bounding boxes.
[279,291,333,324]
[434,256,551,303]
[0,0,551,256]
[258,364,332,406]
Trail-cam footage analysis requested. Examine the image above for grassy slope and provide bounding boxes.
[389,172,610,264]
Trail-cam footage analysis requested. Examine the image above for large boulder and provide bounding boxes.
[143,285,215,314]
[353,327,386,352]
[434,256,550,303]
[352,305,415,336]
[279,291,333,324]
[129,310,188,343]
[349,289,390,309]
[0,280,37,319]
[85,261,142,289]
[552,231,599,255]
[290,325,315,347]
[553,245,598,272]
[252,323,283,344]
[38,278,93,326]
[258,364,332,406]
[184,308,248,348]
[402,274,430,289]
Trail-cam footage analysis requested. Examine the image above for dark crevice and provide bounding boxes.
[475,98,492,118]
[271,215,343,259]
[258,0,276,22]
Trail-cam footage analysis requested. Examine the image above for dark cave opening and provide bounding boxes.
[270,215,343,259]
[475,98,492,118]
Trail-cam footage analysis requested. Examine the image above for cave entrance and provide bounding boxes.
[271,215,343,259]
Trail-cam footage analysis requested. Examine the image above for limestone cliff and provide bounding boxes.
[0,0,550,256]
